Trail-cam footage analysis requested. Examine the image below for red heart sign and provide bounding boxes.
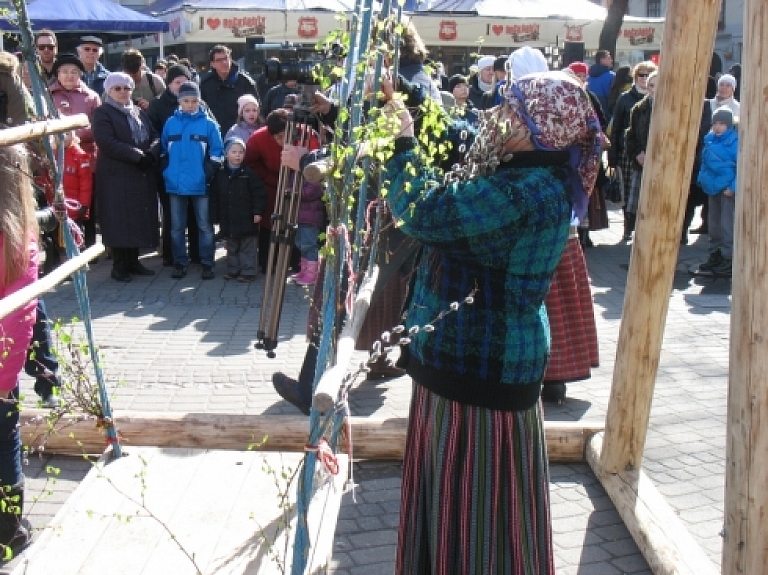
[492,24,504,36]
[207,18,221,30]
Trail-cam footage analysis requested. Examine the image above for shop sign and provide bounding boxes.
[564,23,588,42]
[623,26,657,46]
[488,23,540,42]
[439,20,458,41]
[298,16,319,38]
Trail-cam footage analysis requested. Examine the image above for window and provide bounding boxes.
[647,0,662,18]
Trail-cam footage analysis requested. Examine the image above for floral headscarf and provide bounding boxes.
[504,71,602,220]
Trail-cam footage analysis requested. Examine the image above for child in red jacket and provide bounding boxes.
[61,132,92,226]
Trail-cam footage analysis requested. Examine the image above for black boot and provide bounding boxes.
[0,479,31,553]
[110,248,132,282]
[127,248,155,276]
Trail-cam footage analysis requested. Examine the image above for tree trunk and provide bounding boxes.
[599,0,629,58]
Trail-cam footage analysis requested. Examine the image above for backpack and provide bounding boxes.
[145,72,159,97]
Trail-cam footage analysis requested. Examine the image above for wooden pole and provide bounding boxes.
[600,0,722,473]
[722,1,768,572]
[0,114,90,146]
[588,433,718,575]
[0,244,104,321]
[19,410,603,462]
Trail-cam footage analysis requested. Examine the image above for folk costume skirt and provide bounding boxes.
[543,238,599,383]
[396,384,555,575]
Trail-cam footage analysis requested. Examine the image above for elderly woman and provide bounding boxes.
[92,73,160,282]
[49,53,101,248]
[385,71,600,574]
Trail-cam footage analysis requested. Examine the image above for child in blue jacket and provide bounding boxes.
[161,81,224,280]
[696,106,738,277]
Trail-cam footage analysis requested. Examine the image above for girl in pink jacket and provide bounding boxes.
[0,144,39,551]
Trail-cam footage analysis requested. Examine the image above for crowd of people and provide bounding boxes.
[0,19,741,570]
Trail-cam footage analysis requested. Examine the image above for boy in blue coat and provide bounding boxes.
[162,81,224,279]
[696,106,738,277]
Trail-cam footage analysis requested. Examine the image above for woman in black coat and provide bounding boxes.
[92,72,160,282]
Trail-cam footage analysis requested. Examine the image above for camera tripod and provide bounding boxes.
[255,101,317,357]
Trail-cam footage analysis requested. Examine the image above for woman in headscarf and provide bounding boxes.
[92,72,160,282]
[384,70,601,575]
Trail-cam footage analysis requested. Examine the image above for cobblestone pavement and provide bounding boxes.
[6,204,729,573]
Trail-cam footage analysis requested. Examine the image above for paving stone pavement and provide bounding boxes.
[7,204,730,573]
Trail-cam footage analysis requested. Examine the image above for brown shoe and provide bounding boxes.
[366,356,406,380]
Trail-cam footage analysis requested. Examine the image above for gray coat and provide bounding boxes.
[92,103,160,248]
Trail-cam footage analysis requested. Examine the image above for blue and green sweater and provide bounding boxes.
[385,140,572,411]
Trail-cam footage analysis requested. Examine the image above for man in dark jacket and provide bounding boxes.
[199,45,258,137]
[586,50,615,115]
[76,36,110,96]
[261,79,298,122]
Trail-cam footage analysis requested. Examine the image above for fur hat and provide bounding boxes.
[166,64,192,85]
[103,72,134,93]
[712,106,734,128]
[52,53,85,77]
[177,81,201,100]
[448,74,468,93]
[718,73,737,90]
[477,55,495,70]
[237,94,259,117]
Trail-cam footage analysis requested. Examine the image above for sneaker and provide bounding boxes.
[171,264,187,278]
[201,265,215,280]
[711,257,732,277]
[699,250,723,272]
[41,394,62,409]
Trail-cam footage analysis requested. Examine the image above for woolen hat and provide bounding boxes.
[224,137,246,156]
[493,56,508,72]
[477,55,495,70]
[166,64,192,85]
[103,72,134,93]
[448,74,468,92]
[237,94,259,116]
[712,106,734,128]
[177,81,201,100]
[718,73,737,90]
[52,53,85,77]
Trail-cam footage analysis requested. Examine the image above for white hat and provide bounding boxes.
[718,73,737,89]
[477,55,495,70]
[507,47,549,81]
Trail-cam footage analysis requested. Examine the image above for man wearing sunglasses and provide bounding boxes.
[76,36,110,96]
[33,29,58,86]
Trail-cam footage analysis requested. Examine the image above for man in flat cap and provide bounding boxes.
[77,36,110,96]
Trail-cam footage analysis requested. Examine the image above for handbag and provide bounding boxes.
[604,167,624,205]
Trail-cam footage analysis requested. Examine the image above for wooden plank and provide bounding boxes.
[600,0,723,473]
[0,114,90,147]
[20,411,603,462]
[587,433,718,575]
[12,448,348,575]
[722,0,768,572]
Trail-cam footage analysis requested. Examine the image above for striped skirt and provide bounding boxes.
[396,384,554,575]
[543,238,600,383]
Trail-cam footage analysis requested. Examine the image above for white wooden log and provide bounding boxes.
[722,0,768,572]
[0,244,104,321]
[0,114,90,146]
[588,433,719,575]
[19,410,603,463]
[600,0,723,473]
[312,266,379,414]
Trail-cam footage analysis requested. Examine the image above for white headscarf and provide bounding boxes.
[507,47,549,81]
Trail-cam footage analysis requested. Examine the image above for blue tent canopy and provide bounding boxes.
[0,0,170,33]
[142,0,354,17]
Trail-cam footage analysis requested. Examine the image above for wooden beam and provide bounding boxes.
[312,266,379,414]
[19,410,603,462]
[0,244,104,321]
[0,114,90,147]
[601,0,723,473]
[723,0,768,572]
[588,433,718,575]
